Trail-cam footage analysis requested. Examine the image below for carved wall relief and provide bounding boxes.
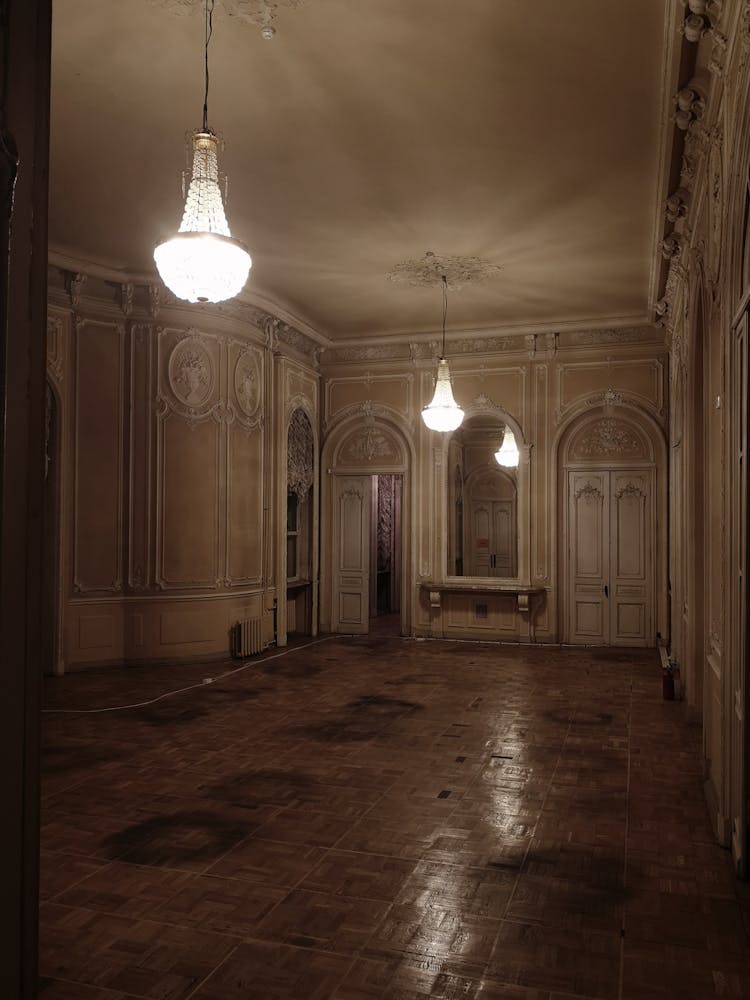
[234,348,262,422]
[287,408,314,500]
[341,426,400,465]
[168,336,214,408]
[574,480,604,502]
[568,417,649,462]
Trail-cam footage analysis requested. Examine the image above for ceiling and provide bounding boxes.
[50,0,672,343]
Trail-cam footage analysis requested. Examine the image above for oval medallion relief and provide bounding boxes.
[234,350,261,419]
[168,338,214,408]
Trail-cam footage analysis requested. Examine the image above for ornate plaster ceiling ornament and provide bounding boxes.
[387,251,502,291]
[148,0,307,29]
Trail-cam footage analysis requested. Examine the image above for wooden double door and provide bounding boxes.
[566,467,655,646]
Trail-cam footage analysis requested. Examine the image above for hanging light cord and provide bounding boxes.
[441,274,448,358]
[202,0,215,132]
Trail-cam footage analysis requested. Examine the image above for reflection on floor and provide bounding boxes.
[39,638,750,999]
[368,612,401,637]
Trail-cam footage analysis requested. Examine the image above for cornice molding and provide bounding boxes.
[47,253,325,369]
[47,247,329,348]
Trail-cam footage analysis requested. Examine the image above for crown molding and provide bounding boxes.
[47,246,331,348]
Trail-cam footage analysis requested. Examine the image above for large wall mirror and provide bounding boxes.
[447,414,519,579]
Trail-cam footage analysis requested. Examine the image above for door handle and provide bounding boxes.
[604,584,609,598]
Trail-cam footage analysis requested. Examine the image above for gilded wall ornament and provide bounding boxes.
[387,250,502,290]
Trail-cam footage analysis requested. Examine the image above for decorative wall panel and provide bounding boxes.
[73,319,124,594]
[227,423,263,585]
[326,374,412,422]
[157,412,221,589]
[558,360,664,416]
[128,324,152,590]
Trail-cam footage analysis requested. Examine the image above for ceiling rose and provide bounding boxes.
[148,0,307,28]
[387,251,502,291]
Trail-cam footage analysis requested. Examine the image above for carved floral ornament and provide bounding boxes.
[570,418,648,461]
[575,481,604,503]
[387,251,502,291]
[615,481,646,500]
[148,0,307,30]
[343,427,397,464]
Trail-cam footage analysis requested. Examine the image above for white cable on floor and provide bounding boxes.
[41,634,341,715]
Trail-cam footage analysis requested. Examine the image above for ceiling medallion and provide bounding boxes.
[387,251,502,291]
[149,0,307,29]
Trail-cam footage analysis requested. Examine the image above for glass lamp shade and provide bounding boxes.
[154,130,252,304]
[495,427,520,467]
[421,358,465,432]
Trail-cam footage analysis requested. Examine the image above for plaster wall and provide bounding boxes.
[46,271,320,671]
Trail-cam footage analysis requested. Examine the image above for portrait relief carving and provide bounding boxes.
[168,337,214,408]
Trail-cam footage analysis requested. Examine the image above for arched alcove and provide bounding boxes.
[439,400,531,585]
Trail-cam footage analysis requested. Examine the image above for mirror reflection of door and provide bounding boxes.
[467,469,517,577]
[449,415,518,578]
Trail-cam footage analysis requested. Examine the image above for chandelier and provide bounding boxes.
[154,0,252,303]
[421,276,465,432]
[495,426,520,468]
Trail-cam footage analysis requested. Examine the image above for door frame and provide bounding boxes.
[320,412,413,636]
[553,402,668,646]
[565,465,656,646]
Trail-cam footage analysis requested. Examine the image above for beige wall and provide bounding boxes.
[46,271,320,670]
[659,9,750,864]
[320,330,668,643]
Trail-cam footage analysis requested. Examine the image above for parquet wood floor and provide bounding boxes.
[39,638,750,999]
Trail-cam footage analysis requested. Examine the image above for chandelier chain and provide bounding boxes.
[202,0,215,132]
[441,274,448,358]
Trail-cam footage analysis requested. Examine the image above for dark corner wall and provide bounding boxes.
[0,0,51,996]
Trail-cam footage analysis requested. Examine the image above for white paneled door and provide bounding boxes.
[332,476,370,634]
[567,468,655,646]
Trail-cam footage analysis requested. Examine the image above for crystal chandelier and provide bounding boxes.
[421,276,465,432]
[154,0,251,304]
[495,427,520,468]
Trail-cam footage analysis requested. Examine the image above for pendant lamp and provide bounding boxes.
[495,426,520,468]
[154,0,251,304]
[421,276,465,432]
